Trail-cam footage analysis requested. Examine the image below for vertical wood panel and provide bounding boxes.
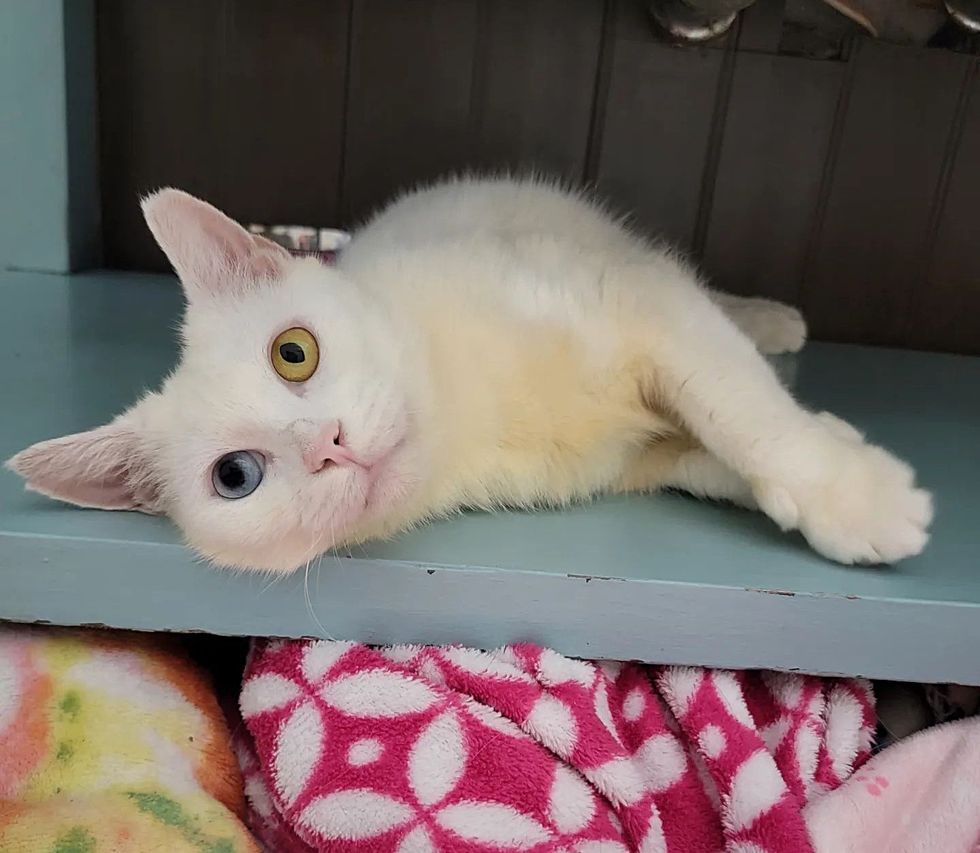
[98,0,213,270]
[342,0,481,222]
[736,0,786,54]
[342,0,603,223]
[912,65,980,354]
[471,0,604,179]
[801,41,972,346]
[596,7,724,249]
[702,53,842,304]
[209,2,350,228]
[98,0,349,271]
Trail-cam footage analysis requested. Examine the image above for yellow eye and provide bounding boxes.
[271,327,319,382]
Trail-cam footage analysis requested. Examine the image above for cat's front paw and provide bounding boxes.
[753,423,933,564]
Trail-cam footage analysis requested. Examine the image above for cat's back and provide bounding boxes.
[339,175,644,275]
[336,175,663,342]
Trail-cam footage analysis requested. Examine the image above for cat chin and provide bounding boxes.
[192,520,356,574]
[200,546,325,575]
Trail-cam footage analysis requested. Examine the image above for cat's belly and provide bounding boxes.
[439,374,677,511]
[409,290,673,510]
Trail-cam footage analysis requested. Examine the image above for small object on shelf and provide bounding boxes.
[648,0,757,42]
[649,0,958,48]
[247,222,350,263]
[821,0,949,44]
[945,0,980,31]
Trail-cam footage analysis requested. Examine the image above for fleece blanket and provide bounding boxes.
[0,625,258,852]
[806,716,980,853]
[236,640,876,852]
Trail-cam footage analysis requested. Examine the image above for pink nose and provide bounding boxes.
[302,420,357,473]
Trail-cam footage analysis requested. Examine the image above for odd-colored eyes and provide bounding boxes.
[271,327,319,382]
[212,450,264,499]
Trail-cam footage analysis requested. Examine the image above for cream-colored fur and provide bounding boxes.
[9,176,932,572]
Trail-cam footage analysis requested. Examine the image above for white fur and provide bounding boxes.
[8,176,932,571]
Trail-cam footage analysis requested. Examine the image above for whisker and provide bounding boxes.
[259,571,286,596]
[303,532,329,639]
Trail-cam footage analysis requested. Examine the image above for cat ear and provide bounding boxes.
[141,188,292,300]
[6,411,162,514]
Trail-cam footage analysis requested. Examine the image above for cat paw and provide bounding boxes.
[753,425,933,564]
[731,298,808,355]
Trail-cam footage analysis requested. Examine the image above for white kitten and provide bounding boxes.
[9,176,932,572]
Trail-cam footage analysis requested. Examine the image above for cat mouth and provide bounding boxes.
[357,437,406,508]
[305,436,406,537]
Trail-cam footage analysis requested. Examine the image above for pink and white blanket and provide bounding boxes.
[235,640,877,852]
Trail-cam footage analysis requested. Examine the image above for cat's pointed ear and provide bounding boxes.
[141,188,291,300]
[6,409,162,514]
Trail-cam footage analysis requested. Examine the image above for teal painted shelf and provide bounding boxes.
[1,271,978,683]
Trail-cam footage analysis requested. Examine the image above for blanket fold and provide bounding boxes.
[805,715,980,853]
[0,625,258,852]
[237,640,876,852]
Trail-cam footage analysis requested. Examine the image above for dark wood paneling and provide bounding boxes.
[343,0,603,223]
[596,12,725,249]
[801,40,972,346]
[342,0,480,222]
[208,2,350,227]
[98,0,214,270]
[912,64,980,354]
[702,53,842,304]
[97,0,349,271]
[736,0,786,55]
[470,0,604,178]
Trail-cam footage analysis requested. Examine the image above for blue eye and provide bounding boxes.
[212,451,264,499]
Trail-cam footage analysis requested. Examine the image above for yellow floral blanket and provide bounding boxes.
[0,625,258,852]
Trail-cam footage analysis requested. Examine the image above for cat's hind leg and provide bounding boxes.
[618,438,757,509]
[634,418,893,512]
[711,291,807,355]
[626,265,931,564]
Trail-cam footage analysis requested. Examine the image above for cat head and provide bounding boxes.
[8,190,430,572]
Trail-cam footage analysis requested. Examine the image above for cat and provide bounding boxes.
[8,176,932,572]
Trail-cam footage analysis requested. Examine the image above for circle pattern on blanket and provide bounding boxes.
[347,738,383,767]
[238,639,876,852]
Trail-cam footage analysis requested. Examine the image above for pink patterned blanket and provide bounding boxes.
[235,640,875,852]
